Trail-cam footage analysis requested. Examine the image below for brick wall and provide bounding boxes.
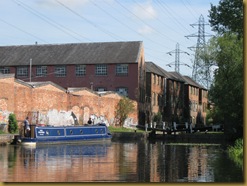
[11,63,140,101]
[0,75,138,129]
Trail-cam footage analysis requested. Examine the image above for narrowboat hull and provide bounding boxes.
[21,124,112,146]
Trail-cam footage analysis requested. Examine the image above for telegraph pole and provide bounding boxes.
[29,58,32,82]
[185,14,213,89]
[166,43,190,73]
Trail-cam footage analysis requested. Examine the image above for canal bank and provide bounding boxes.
[1,132,231,145]
[0,134,15,145]
[111,132,232,144]
[147,133,231,144]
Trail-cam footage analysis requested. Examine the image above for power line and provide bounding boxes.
[119,0,179,45]
[12,0,92,42]
[0,18,48,44]
[154,0,191,34]
[182,0,201,17]
[153,0,196,49]
[180,0,198,20]
[116,1,178,50]
[92,0,171,50]
[141,1,190,37]
[55,0,123,41]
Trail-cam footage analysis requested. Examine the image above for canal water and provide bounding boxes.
[0,140,243,182]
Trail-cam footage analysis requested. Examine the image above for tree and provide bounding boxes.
[208,33,243,135]
[8,113,18,134]
[153,112,162,124]
[206,0,243,137]
[115,97,135,127]
[209,0,243,37]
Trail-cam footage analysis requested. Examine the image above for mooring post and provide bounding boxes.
[189,123,193,133]
[185,122,188,133]
[173,122,177,130]
[162,122,165,130]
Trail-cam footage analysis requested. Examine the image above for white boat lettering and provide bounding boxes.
[38,129,45,135]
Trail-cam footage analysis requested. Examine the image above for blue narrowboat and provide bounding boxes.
[21,123,112,146]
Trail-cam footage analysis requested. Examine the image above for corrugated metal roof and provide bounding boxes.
[0,41,142,66]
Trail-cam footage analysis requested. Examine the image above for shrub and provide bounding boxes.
[153,112,162,124]
[8,113,18,134]
[228,138,243,168]
[115,97,135,127]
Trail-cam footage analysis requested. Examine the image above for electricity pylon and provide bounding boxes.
[185,14,213,89]
[166,43,190,73]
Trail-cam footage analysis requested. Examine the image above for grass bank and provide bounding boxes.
[108,126,144,133]
[227,138,243,168]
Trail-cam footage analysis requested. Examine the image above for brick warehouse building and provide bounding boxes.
[145,62,208,126]
[0,41,145,101]
[0,41,208,127]
[0,41,146,124]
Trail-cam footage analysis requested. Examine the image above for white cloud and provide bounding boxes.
[132,1,157,20]
[138,25,153,35]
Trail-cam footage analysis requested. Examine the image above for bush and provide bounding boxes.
[153,112,162,124]
[115,97,135,127]
[228,138,243,168]
[8,113,18,134]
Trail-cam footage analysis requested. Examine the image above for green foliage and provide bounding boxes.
[228,138,243,168]
[115,97,135,127]
[153,112,162,124]
[209,0,243,37]
[207,0,243,137]
[208,34,243,135]
[8,113,18,134]
[0,130,6,134]
[108,126,143,133]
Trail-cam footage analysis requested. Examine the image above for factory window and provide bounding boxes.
[0,67,10,74]
[76,65,86,76]
[95,64,107,76]
[36,66,47,77]
[17,66,28,77]
[116,87,128,97]
[116,64,128,76]
[55,65,66,77]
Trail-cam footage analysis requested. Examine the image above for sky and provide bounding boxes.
[0,0,219,77]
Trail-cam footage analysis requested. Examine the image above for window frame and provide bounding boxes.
[36,66,47,77]
[95,64,107,76]
[0,67,10,74]
[95,87,107,92]
[17,66,28,77]
[55,65,66,77]
[116,87,128,97]
[75,65,86,77]
[116,64,128,76]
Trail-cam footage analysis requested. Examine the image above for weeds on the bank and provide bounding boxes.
[228,138,243,168]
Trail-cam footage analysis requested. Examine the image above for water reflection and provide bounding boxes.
[0,140,243,182]
[22,142,110,169]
